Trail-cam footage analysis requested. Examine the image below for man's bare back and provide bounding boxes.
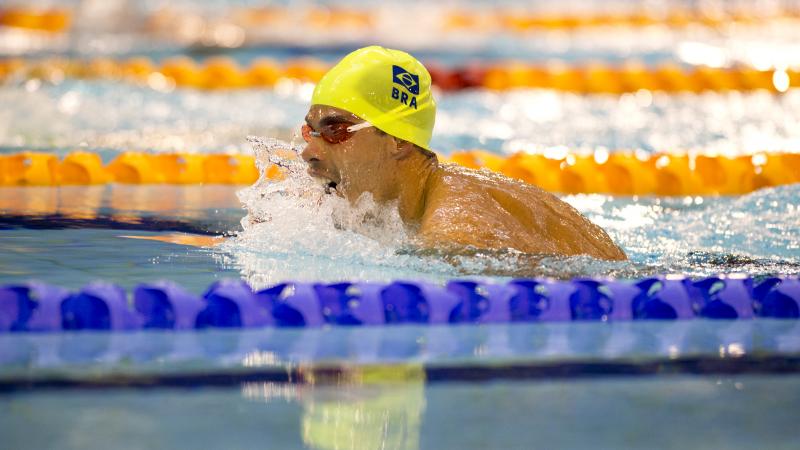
[418,164,627,261]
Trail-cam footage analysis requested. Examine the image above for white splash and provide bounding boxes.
[217,137,456,289]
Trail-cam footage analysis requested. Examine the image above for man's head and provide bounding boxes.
[301,46,436,203]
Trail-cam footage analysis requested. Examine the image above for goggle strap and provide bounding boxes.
[346,122,373,133]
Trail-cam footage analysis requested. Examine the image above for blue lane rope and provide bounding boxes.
[1,276,798,332]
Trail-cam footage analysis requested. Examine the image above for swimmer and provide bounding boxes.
[302,46,626,261]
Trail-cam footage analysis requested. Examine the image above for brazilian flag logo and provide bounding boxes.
[392,65,420,95]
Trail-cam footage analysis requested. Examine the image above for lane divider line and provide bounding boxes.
[2,150,797,195]
[1,57,796,93]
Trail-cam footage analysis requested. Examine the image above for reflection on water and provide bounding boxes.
[4,372,800,450]
[300,382,422,450]
[0,185,240,219]
[3,322,800,449]
[5,322,799,373]
[243,364,425,450]
[0,185,241,235]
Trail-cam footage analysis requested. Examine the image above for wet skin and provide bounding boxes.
[302,105,627,261]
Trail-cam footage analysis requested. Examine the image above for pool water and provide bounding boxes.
[3,81,800,155]
[4,375,800,450]
[1,182,798,290]
[2,322,800,449]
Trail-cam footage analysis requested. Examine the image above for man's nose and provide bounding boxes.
[301,142,320,163]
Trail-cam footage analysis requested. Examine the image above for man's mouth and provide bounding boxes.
[308,168,339,194]
[324,180,338,194]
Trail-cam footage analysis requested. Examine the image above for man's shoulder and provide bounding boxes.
[423,165,492,216]
[427,163,551,211]
[418,166,510,236]
[415,163,627,260]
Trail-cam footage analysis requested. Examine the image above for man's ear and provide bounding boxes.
[388,138,415,160]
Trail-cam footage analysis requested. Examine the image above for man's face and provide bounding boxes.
[301,105,397,203]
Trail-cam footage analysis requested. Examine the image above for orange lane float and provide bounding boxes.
[104,152,264,184]
[0,184,241,218]
[246,58,282,87]
[1,150,798,196]
[202,154,262,184]
[0,152,263,186]
[0,152,59,186]
[158,57,204,88]
[58,152,110,185]
[441,150,800,196]
[1,56,797,94]
[129,5,800,36]
[489,8,797,31]
[2,5,799,38]
[0,8,71,33]
[202,57,249,89]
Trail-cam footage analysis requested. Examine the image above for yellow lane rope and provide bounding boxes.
[1,56,797,93]
[2,150,797,196]
[450,8,800,30]
[0,8,70,33]
[3,5,799,35]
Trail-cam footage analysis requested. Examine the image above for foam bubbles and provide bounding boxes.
[217,137,457,288]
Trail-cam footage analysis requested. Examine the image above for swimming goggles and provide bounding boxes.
[301,121,373,145]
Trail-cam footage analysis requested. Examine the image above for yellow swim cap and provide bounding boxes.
[311,46,436,151]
